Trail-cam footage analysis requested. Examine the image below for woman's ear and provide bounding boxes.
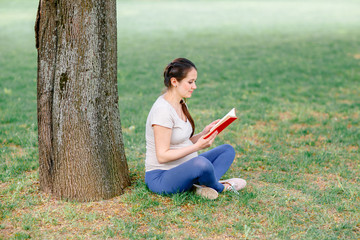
[170,77,178,87]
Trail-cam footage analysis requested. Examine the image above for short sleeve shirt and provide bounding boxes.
[145,95,198,171]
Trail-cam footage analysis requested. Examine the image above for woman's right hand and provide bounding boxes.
[195,131,218,150]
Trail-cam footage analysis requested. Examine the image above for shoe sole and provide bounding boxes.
[194,185,218,200]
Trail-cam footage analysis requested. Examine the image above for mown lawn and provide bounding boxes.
[1,0,359,239]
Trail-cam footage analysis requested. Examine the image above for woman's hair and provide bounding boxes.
[163,58,197,137]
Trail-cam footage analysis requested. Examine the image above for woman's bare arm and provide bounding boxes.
[153,125,217,164]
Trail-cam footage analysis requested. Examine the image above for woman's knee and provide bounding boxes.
[191,157,213,173]
[222,144,235,157]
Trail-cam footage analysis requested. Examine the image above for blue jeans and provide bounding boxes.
[145,144,235,194]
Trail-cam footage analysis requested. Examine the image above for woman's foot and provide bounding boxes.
[220,178,247,193]
[193,184,218,200]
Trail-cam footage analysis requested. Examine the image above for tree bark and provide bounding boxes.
[35,0,130,202]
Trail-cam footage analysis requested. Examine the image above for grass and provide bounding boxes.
[1,0,360,239]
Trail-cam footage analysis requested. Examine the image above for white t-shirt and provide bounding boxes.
[145,95,198,172]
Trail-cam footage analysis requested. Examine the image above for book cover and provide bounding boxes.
[203,108,237,139]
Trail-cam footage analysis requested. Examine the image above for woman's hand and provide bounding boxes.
[195,131,218,151]
[201,119,220,136]
[189,119,221,144]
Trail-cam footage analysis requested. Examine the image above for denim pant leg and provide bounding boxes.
[145,144,235,195]
[145,156,225,194]
[199,144,235,181]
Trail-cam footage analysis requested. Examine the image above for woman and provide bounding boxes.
[145,58,246,199]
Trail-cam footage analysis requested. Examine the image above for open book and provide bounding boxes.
[203,108,237,139]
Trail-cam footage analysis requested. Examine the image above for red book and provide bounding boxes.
[203,108,237,139]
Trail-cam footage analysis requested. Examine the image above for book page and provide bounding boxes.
[204,108,237,139]
[210,108,236,132]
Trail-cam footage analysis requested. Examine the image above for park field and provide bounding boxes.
[1,0,359,239]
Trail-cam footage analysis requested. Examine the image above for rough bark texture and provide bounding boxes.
[35,0,131,202]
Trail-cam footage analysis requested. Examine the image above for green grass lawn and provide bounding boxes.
[1,0,360,239]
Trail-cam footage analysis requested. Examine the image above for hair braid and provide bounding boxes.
[180,99,195,137]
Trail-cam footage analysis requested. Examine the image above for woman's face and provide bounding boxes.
[176,68,197,98]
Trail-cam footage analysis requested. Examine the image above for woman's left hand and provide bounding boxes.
[202,119,220,136]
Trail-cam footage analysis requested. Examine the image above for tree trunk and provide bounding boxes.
[35,0,131,202]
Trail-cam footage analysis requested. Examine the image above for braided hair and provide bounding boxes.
[163,58,196,137]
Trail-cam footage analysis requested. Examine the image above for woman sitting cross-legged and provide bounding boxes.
[145,58,246,200]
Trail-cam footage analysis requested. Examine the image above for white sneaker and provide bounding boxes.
[219,178,247,193]
[193,184,218,200]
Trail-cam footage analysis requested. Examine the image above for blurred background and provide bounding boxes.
[0,0,359,238]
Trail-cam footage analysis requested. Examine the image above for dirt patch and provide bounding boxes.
[0,171,134,239]
[252,120,278,132]
[311,173,358,191]
[353,54,360,59]
[310,111,329,121]
[332,113,349,121]
[279,112,295,121]
[339,100,353,105]
[6,144,27,158]
[290,123,309,131]
[351,112,359,120]
[346,145,359,152]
